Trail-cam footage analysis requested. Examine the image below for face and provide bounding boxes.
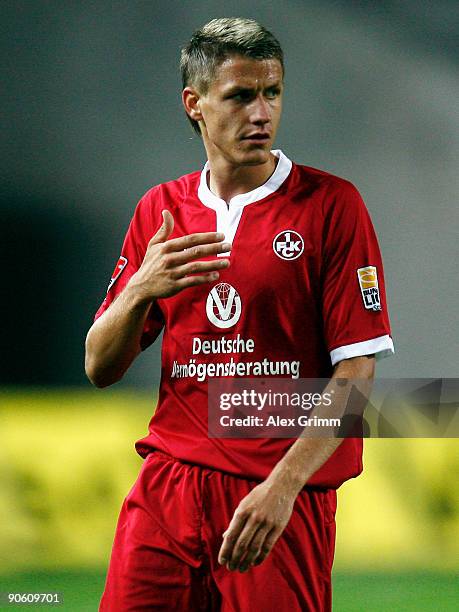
[185,55,283,167]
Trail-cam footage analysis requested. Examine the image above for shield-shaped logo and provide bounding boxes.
[206,282,242,329]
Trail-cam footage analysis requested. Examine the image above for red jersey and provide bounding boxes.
[95,150,393,489]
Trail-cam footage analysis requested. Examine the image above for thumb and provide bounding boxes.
[150,209,174,245]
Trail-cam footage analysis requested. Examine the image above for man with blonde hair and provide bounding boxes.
[86,17,393,611]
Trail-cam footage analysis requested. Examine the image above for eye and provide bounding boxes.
[265,87,280,99]
[231,90,252,102]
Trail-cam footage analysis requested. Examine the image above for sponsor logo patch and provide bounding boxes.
[107,256,128,292]
[357,266,381,311]
[206,282,242,329]
[273,230,304,260]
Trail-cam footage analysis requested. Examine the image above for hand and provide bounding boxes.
[218,479,296,573]
[128,210,231,302]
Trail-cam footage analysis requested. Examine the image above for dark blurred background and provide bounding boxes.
[2,0,458,388]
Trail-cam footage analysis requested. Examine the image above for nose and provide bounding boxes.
[250,93,271,126]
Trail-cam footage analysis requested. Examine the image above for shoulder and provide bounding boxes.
[292,161,362,202]
[291,161,367,220]
[124,169,201,238]
[138,170,201,215]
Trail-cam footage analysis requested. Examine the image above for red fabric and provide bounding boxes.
[100,452,336,611]
[95,161,391,488]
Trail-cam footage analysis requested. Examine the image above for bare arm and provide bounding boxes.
[85,210,231,387]
[218,354,375,572]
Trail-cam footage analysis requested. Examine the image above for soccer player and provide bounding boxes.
[85,17,394,611]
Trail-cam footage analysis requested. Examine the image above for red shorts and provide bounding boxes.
[100,451,337,611]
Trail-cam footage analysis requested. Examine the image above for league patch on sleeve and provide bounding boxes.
[357,266,381,311]
[107,256,128,293]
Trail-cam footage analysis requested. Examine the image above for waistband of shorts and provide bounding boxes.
[146,449,176,463]
[146,449,205,470]
[144,449,332,493]
[144,449,259,483]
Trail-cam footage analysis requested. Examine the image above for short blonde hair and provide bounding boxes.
[180,17,284,135]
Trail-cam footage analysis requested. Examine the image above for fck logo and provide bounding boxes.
[206,282,242,329]
[273,230,304,260]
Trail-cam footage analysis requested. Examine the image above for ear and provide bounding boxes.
[182,87,203,123]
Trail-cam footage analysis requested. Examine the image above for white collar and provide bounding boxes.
[198,149,293,210]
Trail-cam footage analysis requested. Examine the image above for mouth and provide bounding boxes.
[241,133,271,144]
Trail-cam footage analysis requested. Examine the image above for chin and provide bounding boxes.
[236,146,271,166]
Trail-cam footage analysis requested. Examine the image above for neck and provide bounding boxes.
[206,153,278,205]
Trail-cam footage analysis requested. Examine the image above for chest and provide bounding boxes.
[162,197,323,328]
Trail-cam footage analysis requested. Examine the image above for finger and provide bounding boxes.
[237,524,268,571]
[149,210,175,246]
[167,241,232,266]
[251,527,280,567]
[229,518,265,571]
[163,231,225,253]
[175,271,220,289]
[218,513,247,566]
[170,258,230,280]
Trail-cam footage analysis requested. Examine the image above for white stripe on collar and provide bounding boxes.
[197,150,292,255]
[198,149,292,210]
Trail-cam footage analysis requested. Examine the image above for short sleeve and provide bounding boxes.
[321,181,394,366]
[94,192,164,350]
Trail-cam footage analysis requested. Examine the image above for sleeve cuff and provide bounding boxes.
[330,334,394,366]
